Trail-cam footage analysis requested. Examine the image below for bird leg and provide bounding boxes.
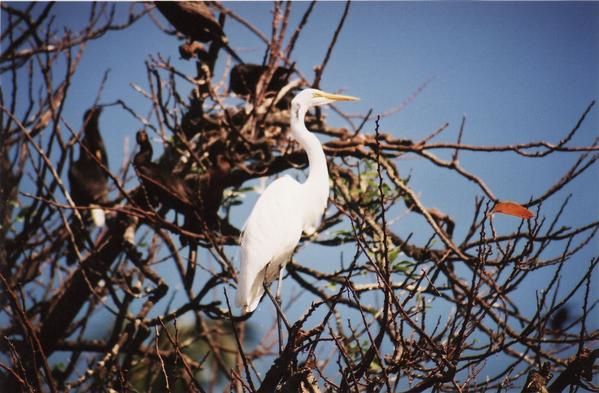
[276,266,285,304]
[263,280,291,354]
[184,240,197,291]
[275,266,285,354]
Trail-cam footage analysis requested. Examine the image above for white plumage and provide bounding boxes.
[236,88,358,313]
[90,205,106,227]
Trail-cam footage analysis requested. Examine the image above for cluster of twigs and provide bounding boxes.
[1,2,597,392]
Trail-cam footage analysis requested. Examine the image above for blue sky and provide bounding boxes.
[4,1,598,384]
[47,2,598,218]
[37,1,597,235]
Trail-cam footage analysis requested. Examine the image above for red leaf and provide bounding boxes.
[492,201,534,219]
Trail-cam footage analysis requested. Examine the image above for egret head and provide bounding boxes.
[292,88,359,110]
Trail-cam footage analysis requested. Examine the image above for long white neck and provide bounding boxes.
[290,106,329,194]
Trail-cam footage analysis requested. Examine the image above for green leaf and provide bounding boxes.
[369,358,382,373]
[392,260,414,273]
[387,247,401,263]
[333,229,353,237]
[16,205,34,221]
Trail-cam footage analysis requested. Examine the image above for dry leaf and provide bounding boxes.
[492,201,534,219]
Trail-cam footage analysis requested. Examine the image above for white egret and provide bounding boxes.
[236,88,359,313]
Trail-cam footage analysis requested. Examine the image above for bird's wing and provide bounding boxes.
[68,163,84,204]
[68,161,108,206]
[155,1,223,43]
[236,175,304,312]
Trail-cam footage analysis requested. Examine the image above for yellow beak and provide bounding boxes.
[312,90,359,102]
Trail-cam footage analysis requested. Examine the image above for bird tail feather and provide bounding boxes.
[236,245,266,313]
